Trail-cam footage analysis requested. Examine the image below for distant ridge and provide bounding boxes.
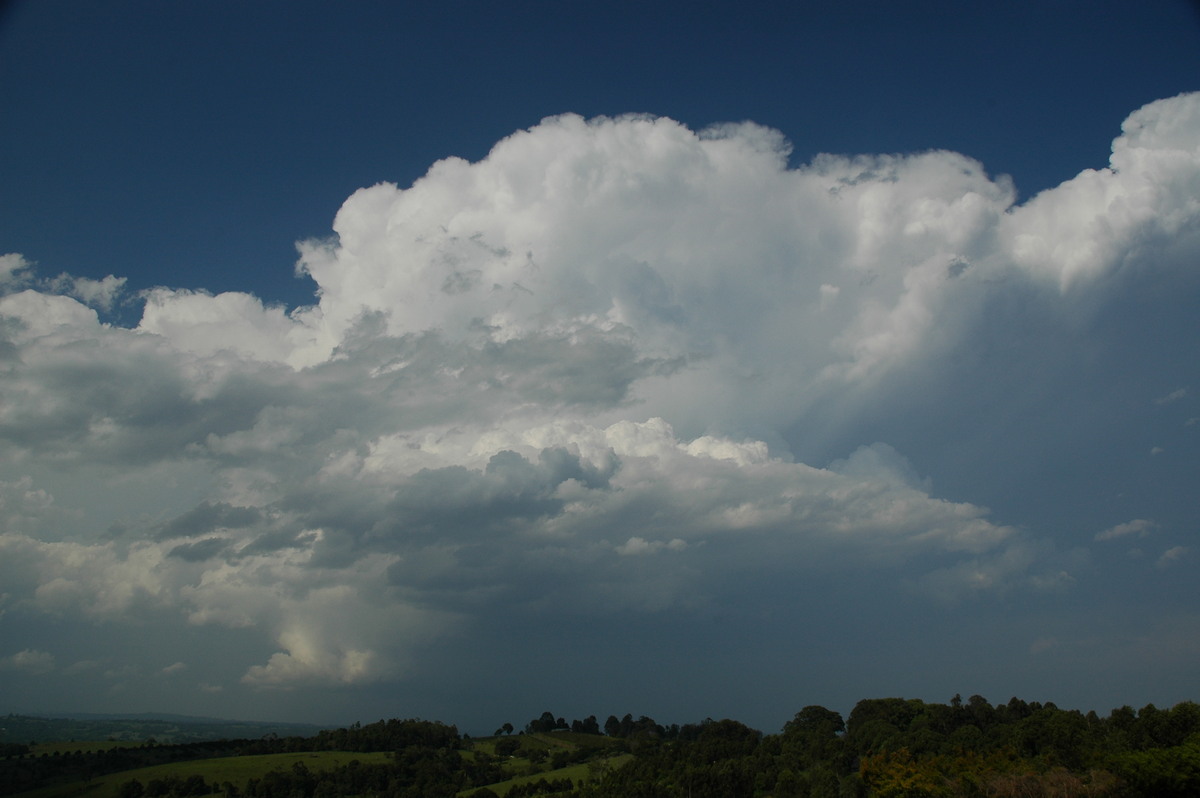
[32,711,306,725]
[0,712,327,744]
[41,712,234,723]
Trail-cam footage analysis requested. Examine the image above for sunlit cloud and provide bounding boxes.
[0,92,1198,705]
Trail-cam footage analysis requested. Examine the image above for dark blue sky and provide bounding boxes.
[3,1,1197,308]
[0,1,1198,732]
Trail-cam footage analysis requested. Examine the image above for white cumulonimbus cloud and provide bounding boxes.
[0,93,1197,690]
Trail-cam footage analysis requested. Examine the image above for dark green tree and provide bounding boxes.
[117,779,145,798]
[526,712,558,734]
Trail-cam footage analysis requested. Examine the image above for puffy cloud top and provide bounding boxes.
[1,94,1198,699]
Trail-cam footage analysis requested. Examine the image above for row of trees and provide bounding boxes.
[572,697,1200,797]
[14,697,1200,797]
[308,718,460,753]
[506,710,723,741]
[494,713,607,736]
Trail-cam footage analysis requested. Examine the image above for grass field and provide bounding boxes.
[453,733,630,796]
[15,732,630,798]
[470,732,621,756]
[458,753,633,797]
[14,750,393,798]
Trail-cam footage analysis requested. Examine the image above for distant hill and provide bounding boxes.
[0,713,326,744]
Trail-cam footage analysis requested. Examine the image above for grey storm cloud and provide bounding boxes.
[168,537,234,563]
[0,94,1198,714]
[159,502,263,540]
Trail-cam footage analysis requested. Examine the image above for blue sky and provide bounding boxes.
[0,1,1198,733]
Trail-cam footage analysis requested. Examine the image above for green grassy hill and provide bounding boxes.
[12,751,393,798]
[456,732,628,796]
[457,752,633,797]
[7,730,628,798]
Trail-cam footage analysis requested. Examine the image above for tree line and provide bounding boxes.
[572,696,1200,797]
[6,696,1199,797]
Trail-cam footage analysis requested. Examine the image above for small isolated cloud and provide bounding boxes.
[1095,519,1156,541]
[160,661,187,676]
[63,659,104,675]
[616,537,688,556]
[915,541,1073,603]
[103,664,138,681]
[1155,388,1188,405]
[1151,446,1165,455]
[198,682,223,694]
[1,648,56,674]
[1157,546,1188,569]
